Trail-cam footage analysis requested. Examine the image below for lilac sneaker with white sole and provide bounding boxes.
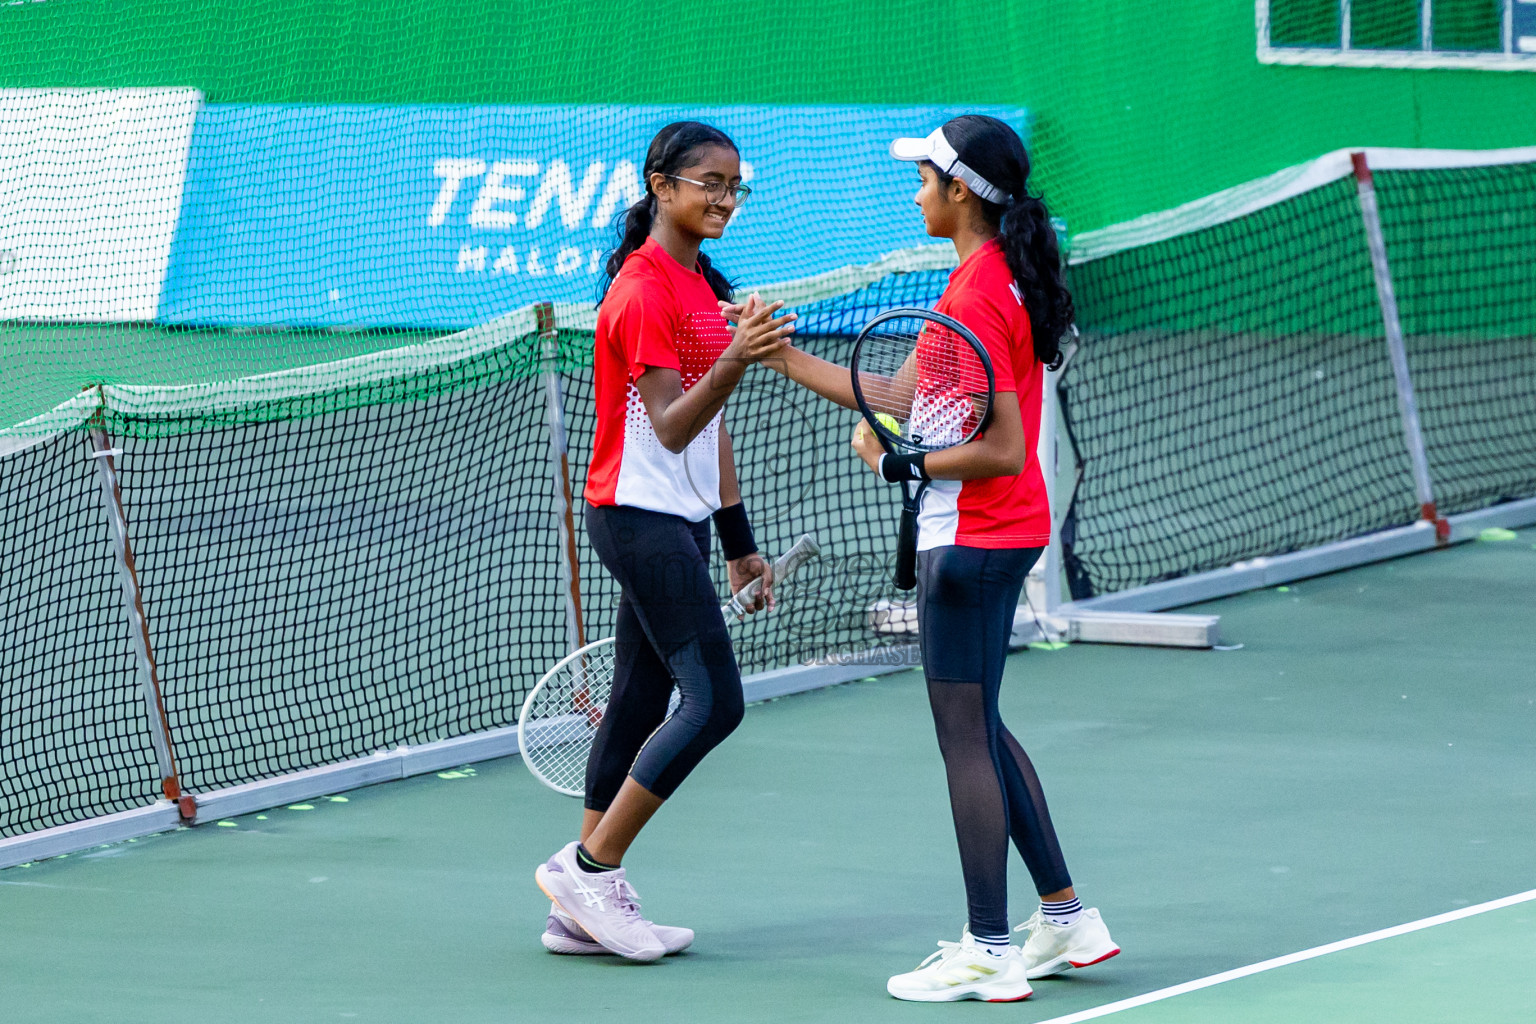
[534,841,664,962]
[541,907,694,956]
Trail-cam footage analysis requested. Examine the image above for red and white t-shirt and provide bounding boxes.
[917,238,1051,550]
[584,238,732,522]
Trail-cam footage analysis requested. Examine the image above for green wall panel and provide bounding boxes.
[1,0,1533,234]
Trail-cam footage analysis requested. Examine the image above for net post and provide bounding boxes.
[538,302,586,650]
[1350,152,1449,544]
[1039,348,1068,618]
[85,393,194,820]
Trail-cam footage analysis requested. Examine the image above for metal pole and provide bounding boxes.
[538,303,585,651]
[87,408,194,818]
[1351,152,1449,543]
[1040,352,1066,616]
[1042,332,1083,618]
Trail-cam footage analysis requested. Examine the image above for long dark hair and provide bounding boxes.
[600,121,738,303]
[929,115,1073,369]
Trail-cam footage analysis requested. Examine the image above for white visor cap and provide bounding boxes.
[889,126,1011,205]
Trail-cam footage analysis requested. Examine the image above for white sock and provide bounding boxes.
[972,931,1012,957]
[1041,897,1083,927]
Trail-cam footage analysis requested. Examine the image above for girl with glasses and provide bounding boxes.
[534,120,794,961]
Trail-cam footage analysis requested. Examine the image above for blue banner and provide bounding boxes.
[158,104,1026,330]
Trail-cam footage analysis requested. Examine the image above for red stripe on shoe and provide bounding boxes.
[1069,948,1121,968]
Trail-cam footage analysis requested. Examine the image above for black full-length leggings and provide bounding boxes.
[582,503,744,812]
[917,543,1072,938]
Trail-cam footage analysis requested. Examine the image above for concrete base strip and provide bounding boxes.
[1068,496,1536,615]
[0,801,182,871]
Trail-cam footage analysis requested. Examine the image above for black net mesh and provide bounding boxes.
[119,373,560,794]
[1376,163,1536,516]
[0,432,161,838]
[1059,178,1421,597]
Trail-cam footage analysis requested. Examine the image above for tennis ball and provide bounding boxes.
[1478,527,1517,542]
[874,413,901,436]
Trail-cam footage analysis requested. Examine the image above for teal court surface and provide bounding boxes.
[3,529,1533,1023]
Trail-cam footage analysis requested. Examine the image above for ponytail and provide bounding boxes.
[600,120,739,304]
[695,251,734,304]
[601,194,657,298]
[997,193,1071,371]
[925,114,1074,370]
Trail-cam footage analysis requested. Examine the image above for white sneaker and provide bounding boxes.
[541,906,694,956]
[534,842,664,962]
[1015,908,1120,979]
[886,928,1033,1003]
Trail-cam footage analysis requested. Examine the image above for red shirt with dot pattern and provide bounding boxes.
[918,238,1052,550]
[585,238,732,522]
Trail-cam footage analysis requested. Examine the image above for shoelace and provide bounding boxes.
[1014,910,1046,937]
[916,940,966,970]
[603,876,645,923]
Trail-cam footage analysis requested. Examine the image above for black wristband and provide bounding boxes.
[712,502,758,561]
[879,452,929,483]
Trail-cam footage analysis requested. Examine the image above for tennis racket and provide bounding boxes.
[517,533,822,796]
[849,307,995,591]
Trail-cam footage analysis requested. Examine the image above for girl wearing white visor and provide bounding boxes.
[749,114,1119,1001]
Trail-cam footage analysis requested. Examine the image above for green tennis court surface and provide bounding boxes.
[3,530,1532,1023]
[1047,897,1536,1024]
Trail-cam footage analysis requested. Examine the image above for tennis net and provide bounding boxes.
[0,296,939,838]
[1374,161,1536,517]
[5,147,1535,844]
[1057,147,1536,598]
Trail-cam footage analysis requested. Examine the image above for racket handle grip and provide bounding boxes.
[894,507,919,592]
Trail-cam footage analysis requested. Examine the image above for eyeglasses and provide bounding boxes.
[664,174,752,207]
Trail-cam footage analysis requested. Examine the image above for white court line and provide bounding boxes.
[1032,889,1536,1024]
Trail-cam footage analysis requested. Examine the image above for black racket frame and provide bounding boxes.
[849,306,996,592]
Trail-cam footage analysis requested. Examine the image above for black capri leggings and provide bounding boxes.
[582,503,744,811]
[918,543,1073,938]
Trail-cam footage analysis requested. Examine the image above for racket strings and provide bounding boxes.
[521,535,817,797]
[521,644,619,794]
[855,316,991,451]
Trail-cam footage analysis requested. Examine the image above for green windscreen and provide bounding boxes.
[1057,159,1536,597]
